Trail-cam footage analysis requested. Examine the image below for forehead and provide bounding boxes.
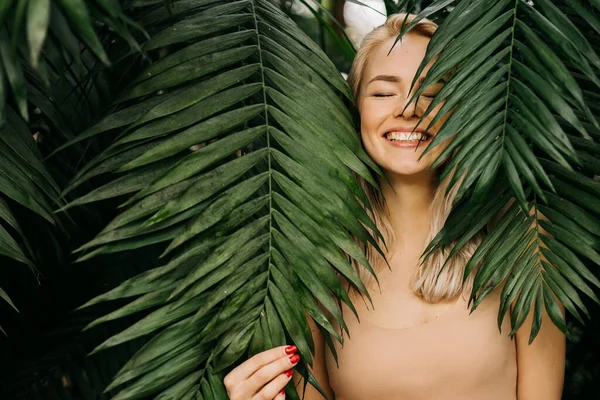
[362,33,432,82]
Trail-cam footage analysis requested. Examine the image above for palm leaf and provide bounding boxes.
[0,9,124,329]
[0,106,65,333]
[0,0,144,320]
[412,0,600,342]
[0,0,142,122]
[67,0,380,398]
[296,0,356,62]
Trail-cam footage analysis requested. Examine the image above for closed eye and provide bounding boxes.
[372,93,395,97]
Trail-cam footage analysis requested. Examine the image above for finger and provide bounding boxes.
[246,353,299,394]
[273,388,286,400]
[226,345,297,383]
[252,371,292,400]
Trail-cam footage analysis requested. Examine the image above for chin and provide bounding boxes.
[381,160,437,178]
[366,144,441,179]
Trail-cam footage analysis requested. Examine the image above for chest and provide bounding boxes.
[362,280,459,329]
[325,287,517,400]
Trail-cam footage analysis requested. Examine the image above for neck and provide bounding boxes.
[380,171,437,253]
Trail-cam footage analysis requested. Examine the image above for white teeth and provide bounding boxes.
[386,131,429,141]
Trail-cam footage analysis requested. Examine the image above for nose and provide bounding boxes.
[394,93,420,119]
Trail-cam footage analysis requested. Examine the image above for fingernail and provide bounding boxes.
[289,354,300,364]
[284,369,293,377]
[280,389,285,395]
[284,345,296,355]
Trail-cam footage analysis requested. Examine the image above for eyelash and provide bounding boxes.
[371,93,436,99]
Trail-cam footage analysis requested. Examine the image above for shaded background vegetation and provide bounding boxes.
[0,0,598,398]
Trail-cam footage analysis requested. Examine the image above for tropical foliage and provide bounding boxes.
[0,0,599,399]
[53,1,383,398]
[408,0,600,342]
[0,0,144,328]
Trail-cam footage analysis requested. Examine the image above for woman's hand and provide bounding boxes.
[223,345,300,400]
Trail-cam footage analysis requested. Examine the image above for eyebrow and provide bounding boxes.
[367,75,401,85]
[367,75,448,86]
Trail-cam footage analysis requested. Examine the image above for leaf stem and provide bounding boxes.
[250,0,273,297]
[501,0,520,145]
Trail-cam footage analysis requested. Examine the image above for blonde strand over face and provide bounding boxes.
[349,14,481,303]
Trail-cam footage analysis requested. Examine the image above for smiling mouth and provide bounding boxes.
[384,131,432,142]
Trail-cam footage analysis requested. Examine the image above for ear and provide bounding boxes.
[343,0,388,48]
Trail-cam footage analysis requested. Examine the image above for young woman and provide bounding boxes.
[223,14,566,400]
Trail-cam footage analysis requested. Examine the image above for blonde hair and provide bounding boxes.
[348,14,481,303]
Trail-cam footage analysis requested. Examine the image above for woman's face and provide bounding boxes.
[358,33,450,178]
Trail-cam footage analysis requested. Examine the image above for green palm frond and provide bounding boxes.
[0,0,136,333]
[296,0,356,61]
[384,0,446,15]
[0,0,141,122]
[0,106,64,333]
[413,0,600,342]
[64,0,380,397]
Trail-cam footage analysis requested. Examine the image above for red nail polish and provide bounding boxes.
[280,389,285,395]
[284,345,296,355]
[284,369,293,377]
[289,354,300,364]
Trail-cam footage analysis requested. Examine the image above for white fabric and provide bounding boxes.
[343,0,388,48]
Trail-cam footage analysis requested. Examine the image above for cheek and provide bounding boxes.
[358,103,376,148]
[358,117,381,161]
[359,123,377,159]
[427,109,454,156]
[359,101,389,135]
[428,103,452,133]
[422,131,455,171]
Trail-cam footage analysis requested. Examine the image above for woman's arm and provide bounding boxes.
[293,316,335,400]
[515,208,566,399]
[492,205,566,399]
[514,296,565,399]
